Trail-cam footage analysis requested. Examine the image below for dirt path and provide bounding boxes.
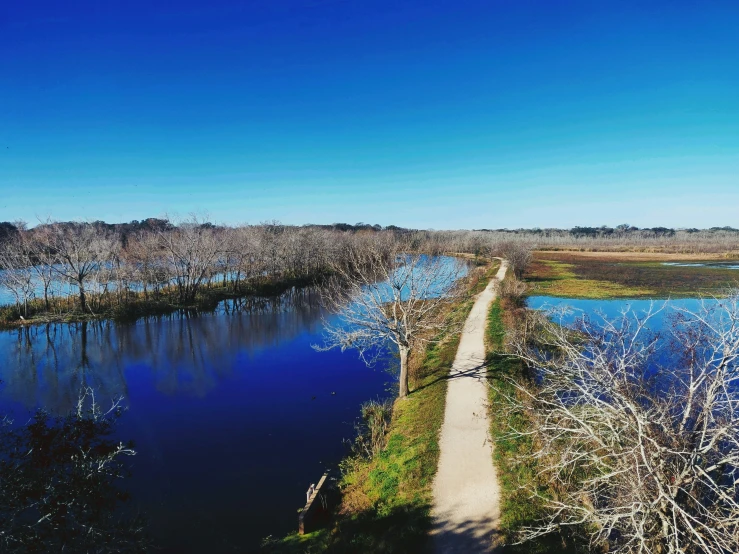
[430,261,508,553]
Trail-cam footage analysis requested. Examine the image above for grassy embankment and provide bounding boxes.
[265,262,500,554]
[485,279,579,553]
[0,273,324,330]
[527,251,739,299]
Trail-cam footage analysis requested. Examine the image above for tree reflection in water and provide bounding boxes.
[0,287,325,414]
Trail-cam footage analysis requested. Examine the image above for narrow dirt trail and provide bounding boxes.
[430,261,508,553]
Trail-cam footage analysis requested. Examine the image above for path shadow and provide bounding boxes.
[263,503,429,553]
[263,503,510,553]
[410,358,496,396]
[431,511,502,553]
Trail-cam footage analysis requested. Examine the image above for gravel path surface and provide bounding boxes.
[431,261,508,553]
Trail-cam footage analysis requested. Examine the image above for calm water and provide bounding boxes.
[662,261,739,269]
[527,295,718,328]
[0,289,394,552]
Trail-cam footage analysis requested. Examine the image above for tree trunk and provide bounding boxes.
[79,284,87,313]
[399,345,410,399]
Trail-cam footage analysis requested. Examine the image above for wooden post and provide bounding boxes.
[298,473,329,535]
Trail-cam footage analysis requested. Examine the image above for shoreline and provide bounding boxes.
[0,274,326,331]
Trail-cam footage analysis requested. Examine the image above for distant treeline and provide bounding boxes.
[3,220,739,243]
[425,226,739,255]
[0,217,409,323]
[474,225,739,236]
[0,219,409,246]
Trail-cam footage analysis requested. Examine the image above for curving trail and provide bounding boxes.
[431,260,509,553]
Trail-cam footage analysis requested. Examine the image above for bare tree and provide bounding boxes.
[159,216,222,303]
[316,241,466,399]
[494,240,532,279]
[41,222,117,313]
[259,221,286,279]
[504,298,739,554]
[26,226,58,311]
[232,225,264,287]
[0,233,35,317]
[124,230,167,300]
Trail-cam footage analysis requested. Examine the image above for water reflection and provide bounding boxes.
[662,261,739,269]
[0,288,325,415]
[0,286,391,552]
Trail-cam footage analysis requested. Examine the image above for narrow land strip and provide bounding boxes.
[431,261,508,553]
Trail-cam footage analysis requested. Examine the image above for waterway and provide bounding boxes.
[0,290,393,552]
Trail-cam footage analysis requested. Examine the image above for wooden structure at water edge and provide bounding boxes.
[298,473,331,535]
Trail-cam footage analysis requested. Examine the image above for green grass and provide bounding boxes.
[263,262,500,553]
[485,295,576,553]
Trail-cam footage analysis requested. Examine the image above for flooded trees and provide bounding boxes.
[0,231,35,317]
[159,217,222,303]
[508,300,739,554]
[0,220,541,325]
[41,222,117,313]
[317,241,465,399]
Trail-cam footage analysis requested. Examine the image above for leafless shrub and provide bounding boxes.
[494,240,533,279]
[505,299,739,553]
[500,274,528,301]
[351,399,393,459]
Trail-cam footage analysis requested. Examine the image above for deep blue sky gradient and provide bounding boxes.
[2,1,738,228]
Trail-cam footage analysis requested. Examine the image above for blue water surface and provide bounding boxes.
[526,295,720,329]
[0,290,394,552]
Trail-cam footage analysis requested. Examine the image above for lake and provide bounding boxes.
[0,289,394,552]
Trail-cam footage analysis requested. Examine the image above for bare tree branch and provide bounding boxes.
[316,240,466,399]
[503,297,739,553]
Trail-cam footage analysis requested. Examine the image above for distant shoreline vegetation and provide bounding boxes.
[1,217,738,328]
[0,272,327,329]
[0,217,407,329]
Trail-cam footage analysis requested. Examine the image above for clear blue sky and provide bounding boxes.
[1,1,738,229]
